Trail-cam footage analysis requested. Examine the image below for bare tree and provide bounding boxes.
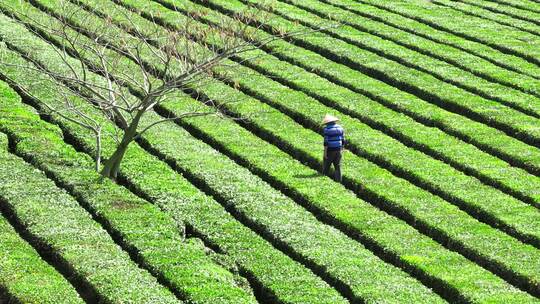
[0,0,332,179]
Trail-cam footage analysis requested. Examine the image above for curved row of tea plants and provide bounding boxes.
[72,0,540,247]
[1,0,540,302]
[485,0,540,14]
[356,0,540,65]
[18,2,540,301]
[149,0,540,209]
[22,0,540,294]
[0,215,83,304]
[0,131,82,304]
[0,40,348,304]
[435,0,540,33]
[222,0,540,146]
[5,18,443,302]
[279,0,540,99]
[260,0,540,112]
[172,0,540,178]
[148,0,540,240]
[0,83,179,304]
[0,79,256,303]
[316,0,540,79]
[439,0,540,32]
[158,87,537,303]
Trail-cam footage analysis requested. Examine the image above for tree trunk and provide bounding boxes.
[100,139,130,180]
[100,111,143,180]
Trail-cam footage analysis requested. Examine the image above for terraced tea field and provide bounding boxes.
[0,0,539,303]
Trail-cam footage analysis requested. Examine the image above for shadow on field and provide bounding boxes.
[293,173,323,178]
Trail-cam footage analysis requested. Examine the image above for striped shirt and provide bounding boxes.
[323,123,345,150]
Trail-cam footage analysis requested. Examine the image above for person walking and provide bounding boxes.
[322,114,345,182]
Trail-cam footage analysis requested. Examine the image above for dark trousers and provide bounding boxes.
[323,149,342,182]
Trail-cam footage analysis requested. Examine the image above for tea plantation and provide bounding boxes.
[0,0,539,303]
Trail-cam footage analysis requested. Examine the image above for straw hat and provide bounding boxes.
[321,114,339,125]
